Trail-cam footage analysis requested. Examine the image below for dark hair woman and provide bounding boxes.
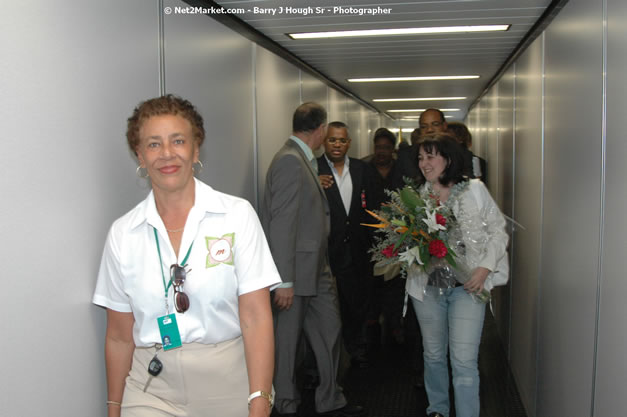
[408,134,509,417]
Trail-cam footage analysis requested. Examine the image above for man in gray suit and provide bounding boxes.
[262,102,364,417]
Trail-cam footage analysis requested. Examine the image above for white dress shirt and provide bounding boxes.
[92,179,282,346]
[324,154,353,215]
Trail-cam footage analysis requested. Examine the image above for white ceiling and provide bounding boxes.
[215,0,553,121]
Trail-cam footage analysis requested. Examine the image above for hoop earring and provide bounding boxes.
[193,160,203,175]
[136,166,149,178]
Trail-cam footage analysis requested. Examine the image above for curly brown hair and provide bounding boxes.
[126,95,205,155]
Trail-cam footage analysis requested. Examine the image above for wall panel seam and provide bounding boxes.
[252,43,259,210]
[590,0,608,414]
[496,88,500,208]
[326,86,330,114]
[298,69,303,104]
[508,63,516,363]
[534,30,546,417]
[158,0,166,95]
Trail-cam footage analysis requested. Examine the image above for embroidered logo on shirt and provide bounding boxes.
[205,233,235,268]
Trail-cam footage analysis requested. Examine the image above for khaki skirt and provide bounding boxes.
[122,336,249,417]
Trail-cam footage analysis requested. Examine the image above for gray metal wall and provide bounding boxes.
[497,68,515,222]
[468,0,627,416]
[511,37,544,415]
[0,3,382,416]
[254,45,301,204]
[0,1,159,415]
[164,0,256,201]
[478,101,489,160]
[596,0,627,414]
[486,86,500,195]
[494,69,515,347]
[346,100,362,158]
[540,1,603,414]
[301,72,328,107]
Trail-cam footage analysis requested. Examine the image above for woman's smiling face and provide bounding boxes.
[418,146,448,184]
[135,114,199,194]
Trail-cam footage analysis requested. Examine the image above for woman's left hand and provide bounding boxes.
[464,267,490,294]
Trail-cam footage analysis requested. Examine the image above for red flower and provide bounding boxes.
[435,213,447,226]
[382,244,398,258]
[428,239,448,258]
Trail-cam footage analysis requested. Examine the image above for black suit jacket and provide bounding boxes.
[317,156,372,276]
[396,142,420,179]
[461,148,488,185]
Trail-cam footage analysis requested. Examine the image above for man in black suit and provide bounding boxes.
[317,122,373,367]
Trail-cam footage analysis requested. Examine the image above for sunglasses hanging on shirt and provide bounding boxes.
[153,227,195,314]
[170,264,191,313]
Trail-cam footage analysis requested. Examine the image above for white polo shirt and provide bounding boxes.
[92,179,282,347]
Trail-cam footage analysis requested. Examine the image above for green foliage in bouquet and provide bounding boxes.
[364,178,468,275]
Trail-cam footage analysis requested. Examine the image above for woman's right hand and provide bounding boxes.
[105,309,135,417]
[464,267,490,294]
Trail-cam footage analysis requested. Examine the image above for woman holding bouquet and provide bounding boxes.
[408,135,509,417]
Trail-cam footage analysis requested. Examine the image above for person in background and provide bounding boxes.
[419,108,448,137]
[410,128,422,147]
[317,121,373,368]
[397,109,449,179]
[261,102,365,417]
[365,128,406,349]
[396,128,420,179]
[93,95,280,417]
[409,134,509,417]
[447,121,487,183]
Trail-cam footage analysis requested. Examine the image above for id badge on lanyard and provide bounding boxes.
[157,314,182,351]
[153,227,194,351]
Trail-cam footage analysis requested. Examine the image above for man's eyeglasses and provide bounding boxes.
[170,264,191,313]
[326,137,349,144]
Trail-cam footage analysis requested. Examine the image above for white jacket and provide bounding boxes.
[406,179,509,301]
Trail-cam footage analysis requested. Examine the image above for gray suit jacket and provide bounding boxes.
[261,139,330,296]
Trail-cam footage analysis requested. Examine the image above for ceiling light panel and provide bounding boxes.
[373,97,466,102]
[288,25,510,40]
[389,128,421,133]
[348,75,480,82]
[387,108,461,112]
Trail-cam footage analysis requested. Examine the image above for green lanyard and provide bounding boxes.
[153,227,194,313]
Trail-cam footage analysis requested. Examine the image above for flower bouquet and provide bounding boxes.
[364,179,490,303]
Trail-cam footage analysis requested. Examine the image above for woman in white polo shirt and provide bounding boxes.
[93,95,281,417]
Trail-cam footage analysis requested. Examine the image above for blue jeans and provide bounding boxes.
[411,286,486,417]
